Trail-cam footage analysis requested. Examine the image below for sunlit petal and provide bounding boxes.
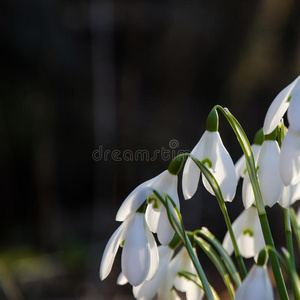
[287,78,300,133]
[182,154,201,200]
[257,140,283,207]
[242,172,255,209]
[122,214,153,286]
[99,221,127,280]
[234,265,273,300]
[279,128,300,186]
[133,246,173,300]
[263,76,299,134]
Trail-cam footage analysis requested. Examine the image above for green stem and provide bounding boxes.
[218,196,247,279]
[290,207,300,253]
[284,208,295,269]
[284,208,298,299]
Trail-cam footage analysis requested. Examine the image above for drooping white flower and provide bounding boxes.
[234,264,273,300]
[100,213,159,286]
[223,207,265,258]
[172,247,204,300]
[263,76,300,135]
[182,110,237,201]
[279,128,300,186]
[145,173,180,245]
[116,170,179,221]
[157,247,204,300]
[132,245,174,300]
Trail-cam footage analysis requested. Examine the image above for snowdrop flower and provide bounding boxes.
[235,128,264,180]
[183,109,237,202]
[116,158,183,245]
[100,212,159,286]
[263,75,300,135]
[156,247,204,300]
[131,245,174,300]
[223,206,265,258]
[279,128,300,186]
[234,251,273,300]
[242,130,284,208]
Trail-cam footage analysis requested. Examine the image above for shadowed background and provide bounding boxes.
[0,0,300,299]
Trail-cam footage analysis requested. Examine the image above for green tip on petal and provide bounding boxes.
[206,109,219,132]
[264,128,277,141]
[168,155,185,175]
[136,201,147,213]
[253,128,265,145]
[257,248,268,267]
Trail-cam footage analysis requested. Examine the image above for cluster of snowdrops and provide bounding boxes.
[100,76,300,300]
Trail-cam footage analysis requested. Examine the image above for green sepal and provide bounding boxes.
[168,155,185,175]
[136,201,147,213]
[206,109,219,132]
[257,248,268,267]
[253,128,264,145]
[264,128,277,141]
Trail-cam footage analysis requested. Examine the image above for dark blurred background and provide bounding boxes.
[0,0,300,299]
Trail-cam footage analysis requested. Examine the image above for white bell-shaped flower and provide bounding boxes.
[263,76,300,135]
[116,170,179,222]
[183,110,237,202]
[145,173,180,245]
[223,207,265,258]
[234,264,273,300]
[100,213,159,286]
[132,245,174,300]
[279,128,300,186]
[172,247,204,300]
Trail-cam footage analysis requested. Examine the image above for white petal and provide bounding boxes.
[182,156,201,200]
[223,207,264,258]
[291,181,300,204]
[145,205,160,233]
[133,246,173,300]
[156,207,175,245]
[279,128,300,186]
[200,132,237,201]
[278,185,293,208]
[117,272,128,285]
[116,171,168,221]
[235,265,273,300]
[145,220,159,280]
[242,172,255,209]
[122,214,153,286]
[99,221,127,280]
[263,76,299,134]
[287,77,300,133]
[257,141,283,207]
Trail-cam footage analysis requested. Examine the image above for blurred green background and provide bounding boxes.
[0,0,300,299]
